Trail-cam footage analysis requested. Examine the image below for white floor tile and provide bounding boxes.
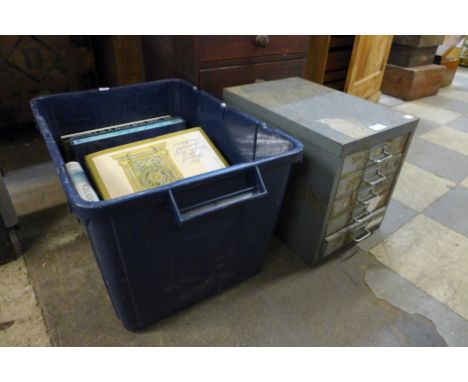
[391,162,455,212]
[370,214,468,320]
[394,102,461,125]
[420,126,468,157]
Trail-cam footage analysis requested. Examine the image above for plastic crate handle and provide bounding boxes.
[168,166,268,225]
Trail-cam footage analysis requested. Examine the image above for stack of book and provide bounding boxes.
[62,116,228,201]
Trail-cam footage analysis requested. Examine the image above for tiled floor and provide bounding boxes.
[391,162,455,212]
[370,214,468,320]
[362,66,468,323]
[1,68,468,346]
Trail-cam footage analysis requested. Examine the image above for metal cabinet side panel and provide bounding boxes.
[271,128,342,264]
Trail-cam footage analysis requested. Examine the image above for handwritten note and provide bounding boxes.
[173,136,208,164]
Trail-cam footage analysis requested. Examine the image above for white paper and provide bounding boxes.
[368,123,387,131]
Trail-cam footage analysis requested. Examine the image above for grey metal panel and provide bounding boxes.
[224,77,418,157]
[274,128,341,260]
[224,77,418,265]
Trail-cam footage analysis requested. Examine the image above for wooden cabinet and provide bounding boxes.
[142,36,310,98]
[305,35,355,90]
[304,35,393,102]
[92,36,146,86]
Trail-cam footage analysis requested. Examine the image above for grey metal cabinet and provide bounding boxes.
[224,77,417,265]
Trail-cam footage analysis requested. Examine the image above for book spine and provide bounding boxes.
[65,162,100,202]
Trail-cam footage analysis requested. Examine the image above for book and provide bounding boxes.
[66,116,186,161]
[85,127,228,200]
[60,115,171,141]
[65,161,100,201]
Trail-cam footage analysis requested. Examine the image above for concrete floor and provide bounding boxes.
[1,68,468,346]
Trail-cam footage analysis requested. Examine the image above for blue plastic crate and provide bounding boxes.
[30,79,303,330]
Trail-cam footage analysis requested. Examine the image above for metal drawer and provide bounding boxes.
[326,211,353,236]
[357,187,389,214]
[387,133,409,155]
[341,134,408,176]
[322,230,351,257]
[330,189,358,218]
[348,213,385,243]
[326,187,389,236]
[341,149,369,176]
[336,150,402,199]
[335,169,364,198]
[322,207,386,257]
[362,154,401,186]
[332,172,394,219]
[380,153,403,175]
[368,134,409,163]
[326,203,367,236]
[372,173,396,195]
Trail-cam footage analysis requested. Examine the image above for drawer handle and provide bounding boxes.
[353,212,370,224]
[255,35,270,48]
[353,215,369,224]
[370,148,393,164]
[352,205,370,223]
[358,190,379,205]
[350,228,372,243]
[364,170,386,186]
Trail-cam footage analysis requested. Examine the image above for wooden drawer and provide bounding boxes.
[199,59,305,98]
[197,36,310,63]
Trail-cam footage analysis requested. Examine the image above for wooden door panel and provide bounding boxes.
[345,35,393,101]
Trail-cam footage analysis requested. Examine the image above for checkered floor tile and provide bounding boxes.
[363,66,468,320]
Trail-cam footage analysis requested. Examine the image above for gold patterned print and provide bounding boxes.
[112,142,183,192]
